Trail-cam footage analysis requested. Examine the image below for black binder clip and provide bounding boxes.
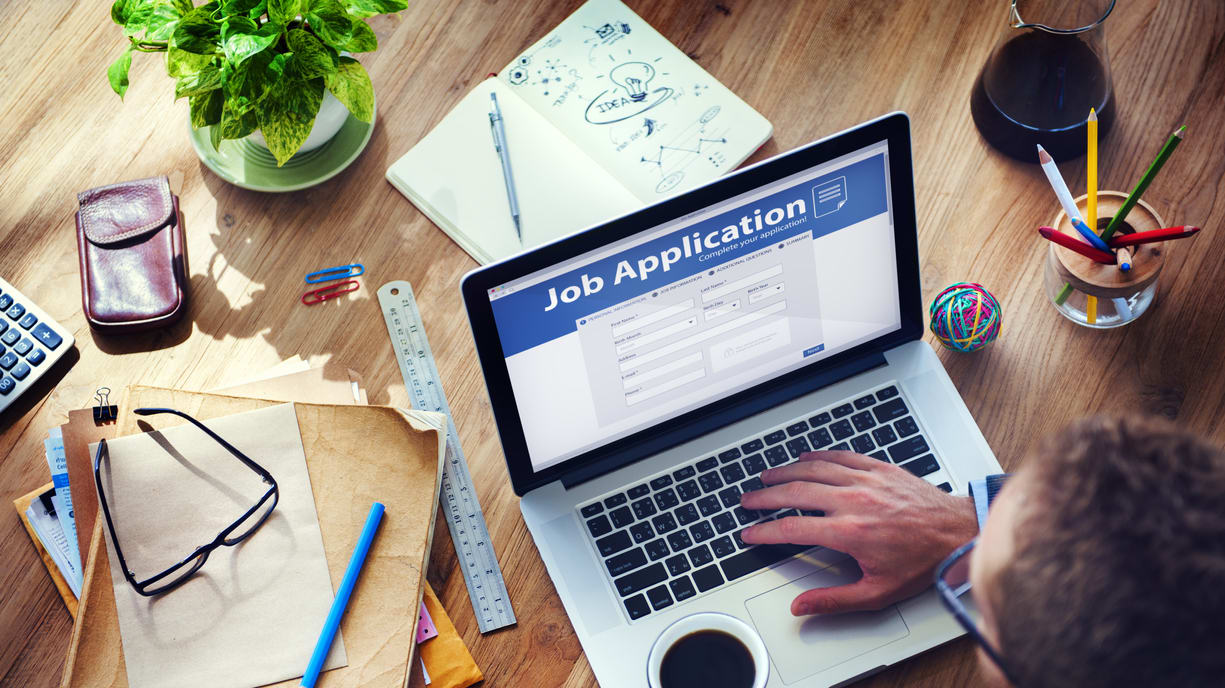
[93,387,118,423]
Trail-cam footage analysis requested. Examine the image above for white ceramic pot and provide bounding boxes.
[247,90,349,154]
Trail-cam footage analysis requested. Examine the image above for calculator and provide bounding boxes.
[0,276,74,414]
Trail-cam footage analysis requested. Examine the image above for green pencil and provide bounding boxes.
[1101,125,1186,241]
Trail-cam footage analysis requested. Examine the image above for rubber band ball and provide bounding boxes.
[929,283,1001,352]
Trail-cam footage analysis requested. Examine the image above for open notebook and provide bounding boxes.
[387,0,772,265]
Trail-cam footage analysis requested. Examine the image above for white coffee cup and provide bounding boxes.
[646,612,770,688]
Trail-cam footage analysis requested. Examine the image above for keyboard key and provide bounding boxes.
[854,394,876,409]
[808,411,831,427]
[739,476,764,493]
[733,507,758,525]
[720,463,745,484]
[786,421,809,436]
[628,484,650,499]
[654,488,679,511]
[764,430,787,445]
[646,538,670,561]
[615,562,667,596]
[652,512,678,534]
[586,514,612,538]
[596,530,632,557]
[740,438,764,454]
[895,416,920,437]
[873,398,909,423]
[0,352,16,370]
[604,493,627,508]
[692,564,724,592]
[0,295,10,310]
[888,436,930,463]
[1,329,17,346]
[872,425,898,446]
[851,410,876,432]
[718,448,742,463]
[877,385,899,400]
[673,465,696,481]
[690,521,715,542]
[610,506,634,528]
[649,476,672,491]
[807,427,833,449]
[712,513,736,534]
[581,502,604,517]
[764,446,789,466]
[696,457,719,472]
[902,454,939,478]
[800,509,825,517]
[0,376,13,395]
[830,419,854,440]
[647,584,674,610]
[832,403,854,418]
[696,495,721,517]
[665,554,691,576]
[630,522,655,543]
[850,434,875,453]
[711,536,736,558]
[6,302,25,320]
[18,312,37,330]
[733,528,751,549]
[718,486,741,509]
[31,323,62,350]
[698,472,723,493]
[670,576,697,602]
[785,436,811,458]
[937,482,953,493]
[667,530,693,552]
[831,442,850,450]
[742,454,767,474]
[632,498,657,519]
[624,594,650,619]
[688,544,714,567]
[606,548,648,577]
[676,480,701,501]
[26,348,45,366]
[720,543,811,581]
[869,451,889,462]
[676,503,700,526]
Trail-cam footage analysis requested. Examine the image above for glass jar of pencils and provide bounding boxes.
[1044,190,1165,328]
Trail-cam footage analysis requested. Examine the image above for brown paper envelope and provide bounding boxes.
[61,408,115,561]
[13,482,79,619]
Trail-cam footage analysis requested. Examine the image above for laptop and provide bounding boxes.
[461,112,1001,687]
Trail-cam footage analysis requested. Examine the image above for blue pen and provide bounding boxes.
[301,502,385,688]
[1071,218,1111,252]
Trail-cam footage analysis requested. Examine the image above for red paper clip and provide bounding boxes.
[301,280,359,305]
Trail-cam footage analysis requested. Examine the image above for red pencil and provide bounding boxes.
[1038,227,1116,263]
[1107,225,1201,248]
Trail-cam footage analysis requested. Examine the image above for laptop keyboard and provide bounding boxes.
[577,383,953,622]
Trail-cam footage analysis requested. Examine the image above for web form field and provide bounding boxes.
[701,265,783,303]
[618,300,787,373]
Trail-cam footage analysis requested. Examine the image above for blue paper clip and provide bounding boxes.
[305,263,364,284]
[301,280,360,305]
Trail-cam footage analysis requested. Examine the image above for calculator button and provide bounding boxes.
[0,352,17,370]
[1,329,18,346]
[6,302,25,320]
[11,361,30,380]
[0,376,14,395]
[0,319,7,334]
[31,323,63,350]
[13,338,32,356]
[25,348,45,366]
[0,295,11,311]
[18,312,37,329]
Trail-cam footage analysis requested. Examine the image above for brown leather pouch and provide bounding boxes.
[76,176,188,333]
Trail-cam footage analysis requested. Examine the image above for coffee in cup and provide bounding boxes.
[647,612,769,688]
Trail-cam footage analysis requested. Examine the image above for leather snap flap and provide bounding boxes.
[77,175,174,246]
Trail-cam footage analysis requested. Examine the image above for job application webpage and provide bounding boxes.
[489,142,901,472]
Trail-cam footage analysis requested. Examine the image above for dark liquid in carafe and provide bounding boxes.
[659,630,756,688]
[971,29,1115,161]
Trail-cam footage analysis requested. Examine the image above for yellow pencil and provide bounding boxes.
[1087,295,1098,324]
[1087,108,1098,230]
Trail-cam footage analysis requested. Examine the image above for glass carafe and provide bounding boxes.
[971,0,1116,161]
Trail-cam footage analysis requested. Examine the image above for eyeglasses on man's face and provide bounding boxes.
[93,407,279,597]
[934,538,1022,687]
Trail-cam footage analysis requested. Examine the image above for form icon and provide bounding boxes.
[811,176,847,218]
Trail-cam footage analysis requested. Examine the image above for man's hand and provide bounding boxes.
[739,450,977,616]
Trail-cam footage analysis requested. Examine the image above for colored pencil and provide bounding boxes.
[1038,227,1116,263]
[1101,125,1186,241]
[1037,144,1085,223]
[1116,245,1132,272]
[1086,296,1097,324]
[1071,217,1111,252]
[1087,109,1098,230]
[1107,225,1200,248]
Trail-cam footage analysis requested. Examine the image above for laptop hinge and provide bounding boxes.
[559,350,888,491]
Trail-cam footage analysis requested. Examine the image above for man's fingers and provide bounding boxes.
[739,514,848,550]
[759,458,860,487]
[740,481,838,512]
[790,580,891,616]
[797,450,881,471]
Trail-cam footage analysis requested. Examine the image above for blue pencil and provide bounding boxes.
[301,502,385,688]
[1070,218,1111,252]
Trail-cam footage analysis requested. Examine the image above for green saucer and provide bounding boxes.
[189,107,375,192]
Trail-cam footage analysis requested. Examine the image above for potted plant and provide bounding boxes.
[107,0,407,166]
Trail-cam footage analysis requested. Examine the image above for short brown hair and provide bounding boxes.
[993,416,1225,688]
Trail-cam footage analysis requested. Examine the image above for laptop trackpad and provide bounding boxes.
[744,559,910,684]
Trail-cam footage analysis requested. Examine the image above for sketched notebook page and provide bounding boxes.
[498,0,772,203]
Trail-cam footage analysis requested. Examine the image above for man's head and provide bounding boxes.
[969,415,1225,687]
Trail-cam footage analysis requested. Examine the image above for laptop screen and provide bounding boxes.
[485,140,902,473]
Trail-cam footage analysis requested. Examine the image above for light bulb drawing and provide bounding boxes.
[610,61,655,102]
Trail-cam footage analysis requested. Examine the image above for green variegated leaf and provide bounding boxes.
[325,56,372,122]
[220,101,261,139]
[222,16,279,65]
[304,0,353,50]
[190,89,224,129]
[173,8,221,54]
[221,0,262,16]
[107,47,134,99]
[111,0,131,25]
[267,0,301,26]
[341,0,406,19]
[222,49,275,112]
[145,3,184,41]
[343,18,376,52]
[210,115,224,149]
[258,74,325,165]
[167,39,214,76]
[123,1,156,37]
[175,63,223,99]
[286,28,335,80]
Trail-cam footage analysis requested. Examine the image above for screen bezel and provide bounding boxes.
[461,112,922,496]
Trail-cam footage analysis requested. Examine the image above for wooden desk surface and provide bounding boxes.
[2,1,1223,685]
